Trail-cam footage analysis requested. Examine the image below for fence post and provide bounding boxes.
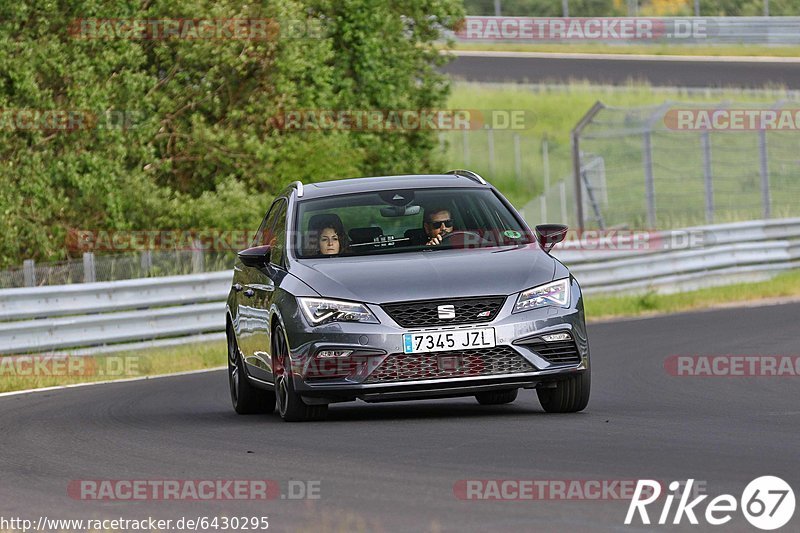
[462,129,470,166]
[513,134,522,181]
[701,130,714,223]
[559,181,568,225]
[141,250,153,276]
[540,195,547,225]
[192,240,205,273]
[494,0,502,16]
[23,259,36,287]
[759,129,771,219]
[571,102,605,231]
[487,129,495,176]
[83,252,96,283]
[643,130,656,227]
[542,137,550,192]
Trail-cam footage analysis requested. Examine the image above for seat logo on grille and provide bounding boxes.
[437,304,456,319]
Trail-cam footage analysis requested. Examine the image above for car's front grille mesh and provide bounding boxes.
[381,296,505,328]
[365,346,535,383]
[523,339,582,365]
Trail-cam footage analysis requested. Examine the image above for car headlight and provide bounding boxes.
[513,278,570,313]
[298,297,380,325]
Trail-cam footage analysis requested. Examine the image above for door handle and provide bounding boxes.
[244,289,255,298]
[233,283,243,292]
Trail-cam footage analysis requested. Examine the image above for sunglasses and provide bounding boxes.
[429,219,454,229]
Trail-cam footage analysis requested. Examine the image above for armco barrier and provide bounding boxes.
[0,219,797,355]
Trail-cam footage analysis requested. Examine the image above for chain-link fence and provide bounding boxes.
[0,251,236,289]
[525,100,800,230]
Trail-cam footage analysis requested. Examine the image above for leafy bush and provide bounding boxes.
[0,0,462,268]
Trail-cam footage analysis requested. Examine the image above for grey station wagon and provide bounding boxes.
[226,170,590,421]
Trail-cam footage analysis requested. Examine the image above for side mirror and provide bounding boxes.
[535,224,568,254]
[238,245,272,268]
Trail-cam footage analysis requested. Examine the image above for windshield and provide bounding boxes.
[293,187,532,258]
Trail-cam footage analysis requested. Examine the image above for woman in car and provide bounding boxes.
[307,214,348,256]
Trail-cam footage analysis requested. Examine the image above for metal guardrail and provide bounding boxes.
[554,219,800,293]
[0,219,797,355]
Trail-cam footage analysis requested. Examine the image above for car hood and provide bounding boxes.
[290,244,557,304]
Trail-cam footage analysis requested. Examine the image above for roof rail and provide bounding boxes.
[290,180,304,198]
[445,169,487,185]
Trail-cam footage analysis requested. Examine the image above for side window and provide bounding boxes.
[269,201,288,267]
[252,200,281,247]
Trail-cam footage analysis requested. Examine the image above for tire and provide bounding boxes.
[228,326,276,415]
[273,325,328,422]
[537,370,591,413]
[475,388,518,405]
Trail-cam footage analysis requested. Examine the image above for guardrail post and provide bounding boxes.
[23,259,36,287]
[83,253,96,283]
[701,130,714,223]
[643,130,656,227]
[192,240,204,273]
[759,129,771,219]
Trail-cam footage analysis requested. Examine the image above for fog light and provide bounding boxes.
[316,350,353,358]
[541,332,572,342]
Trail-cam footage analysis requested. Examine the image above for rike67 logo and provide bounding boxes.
[625,477,795,530]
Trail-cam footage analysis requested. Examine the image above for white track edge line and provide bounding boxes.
[0,366,226,398]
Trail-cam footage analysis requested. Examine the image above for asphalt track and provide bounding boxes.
[443,52,800,89]
[1,302,798,532]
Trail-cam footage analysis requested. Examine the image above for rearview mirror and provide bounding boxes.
[535,224,568,254]
[238,245,272,268]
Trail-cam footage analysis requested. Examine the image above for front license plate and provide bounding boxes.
[403,328,496,354]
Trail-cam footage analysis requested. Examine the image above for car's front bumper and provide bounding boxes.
[282,277,590,403]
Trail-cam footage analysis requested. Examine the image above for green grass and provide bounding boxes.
[584,269,800,321]
[446,42,800,58]
[0,340,225,394]
[442,82,800,226]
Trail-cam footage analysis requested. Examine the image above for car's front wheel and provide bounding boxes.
[227,327,276,414]
[537,370,591,413]
[273,325,327,422]
[475,388,518,405]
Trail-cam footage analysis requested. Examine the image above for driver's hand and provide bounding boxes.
[425,234,442,246]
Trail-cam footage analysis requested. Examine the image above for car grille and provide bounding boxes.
[381,296,505,328]
[365,346,535,383]
[522,339,582,365]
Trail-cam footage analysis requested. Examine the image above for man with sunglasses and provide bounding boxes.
[423,206,455,246]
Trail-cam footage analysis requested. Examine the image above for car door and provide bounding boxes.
[236,200,282,369]
[243,198,288,380]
